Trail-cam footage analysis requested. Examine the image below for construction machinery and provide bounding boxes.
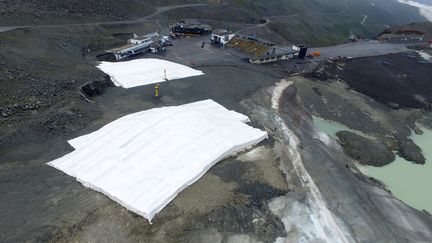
[312,51,321,57]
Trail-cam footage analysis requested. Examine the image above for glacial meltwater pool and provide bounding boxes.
[313,116,432,212]
[312,116,374,139]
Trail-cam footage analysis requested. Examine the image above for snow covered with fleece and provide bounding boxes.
[48,100,267,222]
[97,58,204,88]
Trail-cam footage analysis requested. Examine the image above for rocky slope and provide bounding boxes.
[0,0,210,25]
[0,0,427,46]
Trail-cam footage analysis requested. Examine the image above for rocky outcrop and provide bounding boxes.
[336,131,395,167]
[80,76,115,97]
[385,134,426,164]
[397,137,426,165]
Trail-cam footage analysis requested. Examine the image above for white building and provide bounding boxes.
[106,43,151,61]
[211,29,235,45]
[129,32,161,45]
[106,32,169,61]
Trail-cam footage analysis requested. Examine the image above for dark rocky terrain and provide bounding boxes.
[336,131,396,166]
[242,75,432,242]
[1,1,432,242]
[327,53,432,109]
[295,54,430,165]
[0,27,115,153]
[0,23,292,242]
[288,47,432,226]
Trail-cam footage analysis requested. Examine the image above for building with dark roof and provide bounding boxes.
[170,21,212,36]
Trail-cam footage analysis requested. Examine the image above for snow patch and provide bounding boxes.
[97,58,204,88]
[268,81,352,242]
[398,0,432,20]
[417,50,432,61]
[48,100,267,222]
[237,146,273,162]
[270,197,342,243]
[316,131,331,145]
[271,79,293,110]
[271,116,351,243]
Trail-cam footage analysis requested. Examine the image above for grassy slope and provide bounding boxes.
[240,0,427,46]
[156,0,428,46]
[0,0,427,46]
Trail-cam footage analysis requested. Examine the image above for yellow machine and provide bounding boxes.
[154,84,160,97]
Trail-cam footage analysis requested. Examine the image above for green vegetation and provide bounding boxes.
[0,0,427,46]
[161,0,427,46]
[230,0,426,46]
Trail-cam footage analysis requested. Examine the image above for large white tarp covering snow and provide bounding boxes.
[97,59,204,88]
[48,100,267,221]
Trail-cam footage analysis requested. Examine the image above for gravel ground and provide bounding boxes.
[1,20,432,242]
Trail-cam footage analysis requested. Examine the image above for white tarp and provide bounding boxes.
[48,100,267,221]
[97,59,204,88]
